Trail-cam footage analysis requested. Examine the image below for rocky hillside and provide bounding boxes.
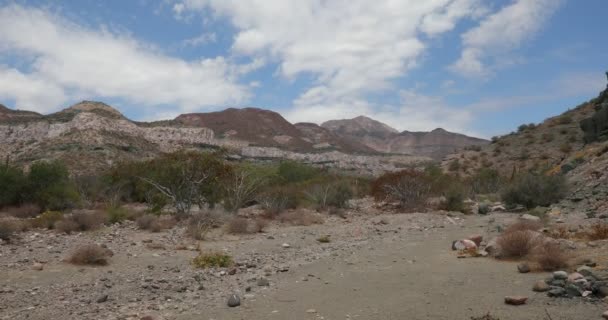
[322,116,488,160]
[442,78,608,218]
[0,102,429,175]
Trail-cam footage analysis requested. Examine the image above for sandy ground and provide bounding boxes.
[1,209,606,320]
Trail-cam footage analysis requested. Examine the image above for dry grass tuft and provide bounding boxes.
[587,223,608,240]
[0,218,20,242]
[186,211,223,240]
[136,214,176,232]
[496,230,540,259]
[531,243,570,271]
[279,210,324,226]
[56,211,107,233]
[192,251,233,268]
[225,217,268,234]
[3,204,41,219]
[67,244,112,265]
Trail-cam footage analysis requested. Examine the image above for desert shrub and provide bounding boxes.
[468,168,503,194]
[225,217,250,234]
[222,167,268,212]
[496,230,540,259]
[106,206,130,224]
[448,160,460,172]
[277,161,320,183]
[192,251,233,268]
[32,210,64,229]
[0,218,19,242]
[279,210,324,226]
[304,180,353,210]
[136,214,175,232]
[501,172,568,209]
[0,164,26,207]
[186,210,225,240]
[26,160,79,210]
[3,204,41,219]
[465,145,483,152]
[371,169,433,211]
[558,115,573,125]
[54,219,80,234]
[258,187,298,217]
[440,187,465,212]
[67,244,112,265]
[587,223,608,240]
[63,211,107,232]
[541,133,554,142]
[532,243,569,271]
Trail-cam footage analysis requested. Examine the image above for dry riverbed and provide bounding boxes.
[1,206,606,320]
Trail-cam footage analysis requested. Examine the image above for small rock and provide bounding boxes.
[257,278,270,287]
[452,239,477,251]
[96,294,108,303]
[517,263,530,273]
[306,309,317,314]
[504,296,527,305]
[567,273,584,283]
[565,284,583,297]
[520,214,540,222]
[549,279,566,287]
[281,243,291,248]
[603,311,608,320]
[597,286,608,298]
[32,263,43,271]
[227,294,241,307]
[533,280,550,292]
[548,287,567,297]
[228,268,237,275]
[553,271,568,280]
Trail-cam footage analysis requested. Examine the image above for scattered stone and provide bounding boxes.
[32,263,43,271]
[533,280,550,292]
[452,239,477,251]
[306,309,317,314]
[517,263,530,274]
[282,243,291,248]
[553,271,568,280]
[504,296,527,305]
[257,278,270,287]
[565,284,583,297]
[603,311,608,320]
[96,294,108,303]
[547,287,567,297]
[567,273,584,283]
[227,294,241,307]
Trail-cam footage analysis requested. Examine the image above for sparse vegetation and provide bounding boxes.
[533,243,569,271]
[0,218,19,242]
[67,244,112,265]
[587,223,608,240]
[279,210,324,226]
[192,251,233,268]
[501,172,568,209]
[496,230,540,259]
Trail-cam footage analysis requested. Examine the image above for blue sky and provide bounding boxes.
[0,0,606,138]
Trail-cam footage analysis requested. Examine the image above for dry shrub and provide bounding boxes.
[279,210,324,226]
[503,220,543,234]
[186,210,224,240]
[496,230,540,259]
[532,243,570,271]
[587,223,608,240]
[3,204,41,219]
[59,211,107,232]
[54,219,80,234]
[0,218,20,242]
[548,226,572,239]
[371,169,433,210]
[225,217,268,234]
[67,244,112,265]
[136,214,175,232]
[192,251,232,268]
[32,211,64,229]
[145,242,166,250]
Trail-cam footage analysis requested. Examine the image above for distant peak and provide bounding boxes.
[432,128,447,133]
[65,101,123,117]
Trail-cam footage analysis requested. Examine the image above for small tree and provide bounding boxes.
[27,160,79,210]
[222,168,267,212]
[138,152,229,215]
[371,170,433,210]
[0,164,26,207]
[501,171,568,209]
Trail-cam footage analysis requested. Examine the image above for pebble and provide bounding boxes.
[227,294,241,307]
[282,243,291,248]
[602,311,608,320]
[532,280,550,292]
[306,309,317,313]
[548,287,566,297]
[553,271,568,280]
[32,263,44,271]
[96,294,108,303]
[504,296,527,305]
[517,263,530,273]
[257,278,270,287]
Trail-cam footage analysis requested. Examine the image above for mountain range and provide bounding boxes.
[0,101,487,173]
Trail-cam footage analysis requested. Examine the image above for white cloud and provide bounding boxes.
[451,0,563,77]
[0,4,250,113]
[177,0,487,133]
[181,32,216,47]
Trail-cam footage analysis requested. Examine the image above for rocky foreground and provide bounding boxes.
[1,202,607,320]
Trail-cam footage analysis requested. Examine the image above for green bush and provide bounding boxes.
[468,168,504,194]
[192,252,233,268]
[32,210,64,229]
[277,161,320,183]
[0,165,26,207]
[441,187,465,212]
[501,172,568,209]
[27,161,79,210]
[304,180,353,210]
[106,206,129,224]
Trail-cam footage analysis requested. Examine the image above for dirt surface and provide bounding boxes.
[1,207,606,320]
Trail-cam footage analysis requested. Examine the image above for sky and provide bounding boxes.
[0,0,606,138]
